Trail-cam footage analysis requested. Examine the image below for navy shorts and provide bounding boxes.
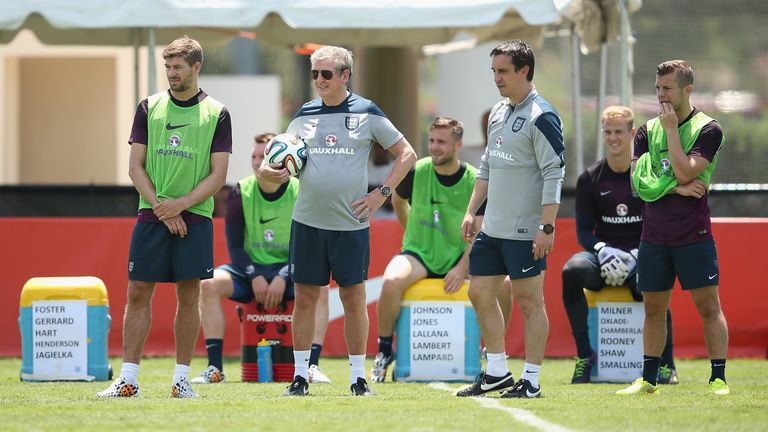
[469,231,546,280]
[128,219,213,283]
[289,220,369,287]
[637,239,719,292]
[400,250,462,278]
[217,263,295,304]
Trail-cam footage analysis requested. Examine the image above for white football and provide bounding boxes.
[263,133,307,177]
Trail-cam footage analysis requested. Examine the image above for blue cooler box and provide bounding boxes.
[19,276,111,381]
[394,279,481,382]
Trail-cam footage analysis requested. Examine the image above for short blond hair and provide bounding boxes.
[601,105,634,130]
[162,36,203,67]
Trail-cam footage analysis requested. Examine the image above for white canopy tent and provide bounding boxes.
[2,1,581,46]
[1,0,639,172]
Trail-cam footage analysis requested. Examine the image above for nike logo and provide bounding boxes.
[206,268,214,273]
[524,370,536,374]
[260,216,279,224]
[600,190,612,196]
[526,388,541,398]
[522,266,534,273]
[205,344,216,349]
[708,274,718,280]
[712,363,725,367]
[430,198,444,205]
[480,373,514,391]
[165,122,190,130]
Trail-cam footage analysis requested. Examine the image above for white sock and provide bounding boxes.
[294,350,311,380]
[349,354,366,384]
[521,362,541,388]
[119,362,140,385]
[486,352,509,377]
[173,364,190,383]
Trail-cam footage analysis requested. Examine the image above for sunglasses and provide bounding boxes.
[311,69,335,80]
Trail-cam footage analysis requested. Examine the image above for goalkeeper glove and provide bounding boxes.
[595,242,628,286]
[615,248,638,285]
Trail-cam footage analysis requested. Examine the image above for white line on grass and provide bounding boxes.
[429,383,573,432]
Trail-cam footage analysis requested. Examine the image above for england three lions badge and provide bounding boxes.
[512,117,526,132]
[345,116,359,131]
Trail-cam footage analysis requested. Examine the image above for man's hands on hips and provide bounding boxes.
[351,188,387,223]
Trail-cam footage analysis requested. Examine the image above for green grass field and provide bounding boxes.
[1,357,766,432]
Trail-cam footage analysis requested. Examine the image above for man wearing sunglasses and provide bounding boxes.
[260,45,417,397]
[192,133,333,386]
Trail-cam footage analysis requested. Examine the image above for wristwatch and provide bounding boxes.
[538,223,555,235]
[378,185,392,198]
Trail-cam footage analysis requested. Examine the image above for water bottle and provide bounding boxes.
[257,338,273,383]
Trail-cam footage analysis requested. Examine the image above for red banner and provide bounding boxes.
[2,217,766,358]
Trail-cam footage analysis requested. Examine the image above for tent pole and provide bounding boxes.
[359,47,420,155]
[571,30,583,176]
[133,29,140,104]
[618,0,631,106]
[148,28,156,96]
[596,43,607,160]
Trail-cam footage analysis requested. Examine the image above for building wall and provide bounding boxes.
[19,57,117,184]
[0,30,136,185]
[198,75,281,185]
[0,30,280,187]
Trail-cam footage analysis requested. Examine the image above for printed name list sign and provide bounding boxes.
[596,301,644,382]
[408,301,465,380]
[32,300,88,379]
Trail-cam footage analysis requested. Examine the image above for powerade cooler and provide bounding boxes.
[19,276,111,381]
[238,300,294,382]
[394,279,481,382]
